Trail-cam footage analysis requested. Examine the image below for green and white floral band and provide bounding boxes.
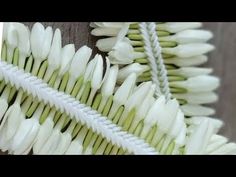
[0,22,235,155]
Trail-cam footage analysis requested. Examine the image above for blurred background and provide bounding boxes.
[1,22,236,154]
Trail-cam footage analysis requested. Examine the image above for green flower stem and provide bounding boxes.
[1,42,7,61]
[54,112,63,124]
[31,59,43,76]
[151,130,165,148]
[140,71,151,78]
[37,61,48,79]
[43,65,56,83]
[165,64,177,70]
[156,134,166,152]
[86,88,97,106]
[170,87,187,93]
[71,76,84,97]
[112,106,124,123]
[25,55,34,73]
[12,48,19,66]
[162,53,175,58]
[160,136,173,154]
[134,47,145,52]
[176,99,187,105]
[65,118,77,135]
[39,106,55,124]
[165,141,175,154]
[134,58,148,64]
[0,81,6,93]
[61,115,71,130]
[72,123,82,139]
[130,38,177,48]
[168,76,185,82]
[137,76,151,83]
[48,70,59,87]
[122,108,136,131]
[128,30,170,37]
[145,125,158,144]
[22,96,33,114]
[59,72,69,92]
[101,96,113,116]
[81,81,91,104]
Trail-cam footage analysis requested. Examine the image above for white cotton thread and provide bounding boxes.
[0,61,157,155]
[139,22,172,101]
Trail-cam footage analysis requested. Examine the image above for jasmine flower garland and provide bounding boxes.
[0,22,235,155]
[0,22,187,155]
[91,22,236,154]
[90,22,219,117]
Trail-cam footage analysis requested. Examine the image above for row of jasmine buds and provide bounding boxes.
[0,22,186,154]
[90,22,220,118]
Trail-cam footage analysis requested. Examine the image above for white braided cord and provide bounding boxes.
[139,22,171,100]
[0,61,157,155]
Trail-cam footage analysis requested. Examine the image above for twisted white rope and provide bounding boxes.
[0,61,157,155]
[139,22,171,100]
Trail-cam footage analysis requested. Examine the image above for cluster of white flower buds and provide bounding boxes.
[0,22,235,155]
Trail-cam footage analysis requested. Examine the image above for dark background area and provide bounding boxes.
[1,22,235,155]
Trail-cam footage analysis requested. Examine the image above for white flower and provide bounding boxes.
[65,136,83,154]
[91,27,121,37]
[58,44,75,76]
[87,56,110,106]
[53,132,72,154]
[118,81,152,125]
[135,84,156,122]
[108,38,137,64]
[66,46,92,93]
[96,37,117,52]
[69,46,92,81]
[170,75,220,92]
[44,28,62,82]
[30,22,53,63]
[91,22,133,36]
[181,104,215,116]
[33,117,54,154]
[185,119,214,154]
[210,143,236,154]
[162,43,215,58]
[0,104,24,152]
[10,117,39,154]
[205,135,236,154]
[108,73,137,118]
[159,29,213,44]
[3,23,31,66]
[157,98,180,133]
[37,116,65,154]
[101,65,119,98]
[117,63,149,83]
[173,91,218,104]
[52,120,76,154]
[37,128,61,154]
[98,65,119,112]
[164,55,208,67]
[158,22,202,33]
[185,117,223,134]
[169,109,185,139]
